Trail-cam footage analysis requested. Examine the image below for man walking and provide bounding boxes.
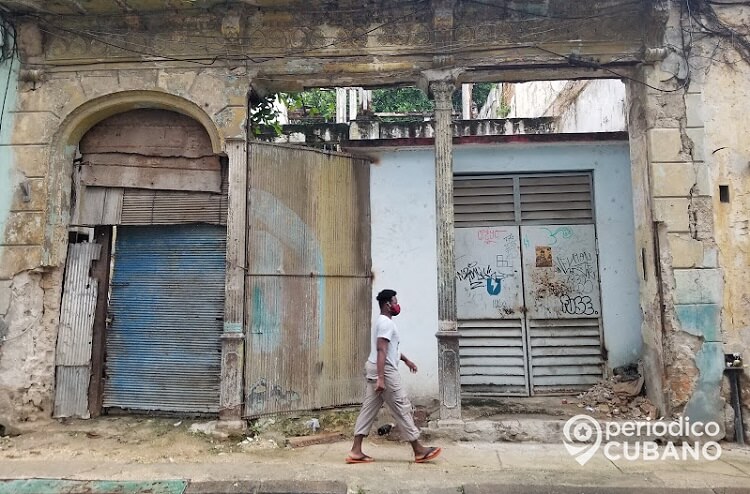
[346,289,442,464]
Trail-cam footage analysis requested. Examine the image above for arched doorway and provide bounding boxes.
[54,109,228,416]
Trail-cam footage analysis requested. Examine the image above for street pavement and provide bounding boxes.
[2,439,750,493]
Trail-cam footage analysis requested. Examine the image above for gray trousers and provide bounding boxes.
[353,361,421,442]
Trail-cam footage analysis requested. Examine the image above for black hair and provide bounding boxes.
[376,289,397,308]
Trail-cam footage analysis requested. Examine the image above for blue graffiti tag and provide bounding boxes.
[486,277,503,296]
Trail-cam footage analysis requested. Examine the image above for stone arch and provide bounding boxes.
[44,91,225,266]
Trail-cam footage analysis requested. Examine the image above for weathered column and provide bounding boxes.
[219,138,247,429]
[431,80,462,421]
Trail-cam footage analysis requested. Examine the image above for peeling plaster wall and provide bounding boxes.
[0,63,249,426]
[701,46,750,437]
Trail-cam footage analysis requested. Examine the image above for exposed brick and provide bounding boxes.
[651,162,695,197]
[286,432,345,448]
[653,198,690,232]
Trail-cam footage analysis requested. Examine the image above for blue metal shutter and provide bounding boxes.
[103,224,226,413]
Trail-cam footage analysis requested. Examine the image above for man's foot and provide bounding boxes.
[345,453,374,464]
[414,446,442,463]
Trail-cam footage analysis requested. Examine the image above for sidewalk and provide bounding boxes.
[1,418,749,493]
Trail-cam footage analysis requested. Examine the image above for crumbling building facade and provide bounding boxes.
[0,0,746,439]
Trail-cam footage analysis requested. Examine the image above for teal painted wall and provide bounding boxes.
[0,52,18,262]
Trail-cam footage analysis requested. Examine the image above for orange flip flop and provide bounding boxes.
[345,455,375,464]
[415,447,442,463]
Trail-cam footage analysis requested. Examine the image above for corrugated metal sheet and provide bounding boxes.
[244,142,371,417]
[56,243,102,365]
[54,366,91,419]
[103,224,226,413]
[54,242,101,418]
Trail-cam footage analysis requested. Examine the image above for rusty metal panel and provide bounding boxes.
[120,167,228,226]
[54,242,101,418]
[244,142,371,417]
[103,224,226,413]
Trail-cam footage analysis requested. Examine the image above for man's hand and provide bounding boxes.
[376,377,385,393]
[405,359,418,374]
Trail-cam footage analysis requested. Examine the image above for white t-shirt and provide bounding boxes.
[367,314,400,368]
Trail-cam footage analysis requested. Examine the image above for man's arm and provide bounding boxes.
[375,337,389,392]
[400,353,418,373]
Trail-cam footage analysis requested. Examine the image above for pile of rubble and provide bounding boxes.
[575,366,659,420]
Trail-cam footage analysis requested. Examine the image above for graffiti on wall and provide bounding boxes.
[522,225,601,319]
[455,227,522,319]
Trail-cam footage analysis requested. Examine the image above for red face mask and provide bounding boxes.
[390,303,401,316]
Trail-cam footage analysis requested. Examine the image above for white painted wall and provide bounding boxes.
[370,141,642,401]
[370,150,439,401]
[508,80,627,133]
[558,80,627,133]
[507,81,567,119]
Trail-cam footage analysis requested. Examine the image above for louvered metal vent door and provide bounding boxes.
[454,172,603,397]
[103,224,226,413]
[518,174,603,394]
[455,227,527,396]
[454,176,527,395]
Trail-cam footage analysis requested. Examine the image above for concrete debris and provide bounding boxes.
[188,421,229,439]
[576,372,659,420]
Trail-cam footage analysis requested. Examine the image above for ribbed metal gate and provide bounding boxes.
[103,224,226,413]
[455,173,604,397]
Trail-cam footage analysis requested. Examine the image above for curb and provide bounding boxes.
[185,480,347,494]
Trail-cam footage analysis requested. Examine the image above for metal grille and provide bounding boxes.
[103,224,226,413]
[459,319,528,396]
[528,318,604,394]
[454,176,515,227]
[454,173,593,226]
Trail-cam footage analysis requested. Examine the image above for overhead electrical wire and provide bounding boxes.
[8,0,713,94]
